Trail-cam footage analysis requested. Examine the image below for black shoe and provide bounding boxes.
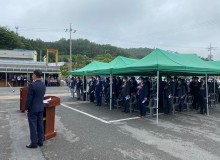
[38,143,43,147]
[26,144,38,149]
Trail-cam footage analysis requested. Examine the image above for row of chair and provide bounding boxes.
[78,92,218,116]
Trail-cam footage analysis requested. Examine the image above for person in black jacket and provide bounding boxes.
[121,76,130,113]
[191,77,200,109]
[176,78,186,112]
[25,69,46,148]
[163,76,175,114]
[104,77,110,104]
[88,77,96,103]
[112,76,117,108]
[137,77,149,117]
[115,77,122,100]
[76,77,82,100]
[95,76,103,106]
[130,77,137,96]
[198,78,208,115]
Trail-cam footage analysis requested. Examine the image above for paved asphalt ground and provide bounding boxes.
[0,86,220,160]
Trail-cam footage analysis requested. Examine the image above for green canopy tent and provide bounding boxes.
[178,54,220,74]
[86,56,138,110]
[206,61,220,93]
[89,56,138,75]
[112,49,220,123]
[68,61,108,76]
[206,61,220,70]
[112,49,220,75]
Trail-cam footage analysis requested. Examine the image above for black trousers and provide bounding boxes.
[178,97,184,112]
[122,98,129,112]
[96,91,102,106]
[28,111,44,145]
[199,97,207,114]
[192,94,199,109]
[89,91,95,102]
[138,99,146,116]
[163,97,173,114]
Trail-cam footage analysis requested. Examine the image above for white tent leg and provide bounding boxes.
[214,76,216,94]
[157,71,159,124]
[206,74,209,116]
[110,74,112,110]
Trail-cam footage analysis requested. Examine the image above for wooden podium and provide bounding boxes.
[20,87,28,112]
[43,96,60,140]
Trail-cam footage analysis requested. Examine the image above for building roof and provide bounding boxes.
[0,60,60,73]
[0,63,60,73]
[0,49,36,59]
[0,60,45,66]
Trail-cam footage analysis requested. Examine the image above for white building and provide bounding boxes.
[0,49,37,61]
[0,49,60,87]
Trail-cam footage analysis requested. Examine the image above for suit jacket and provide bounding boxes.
[89,79,96,92]
[164,81,175,98]
[95,80,103,93]
[176,84,186,98]
[121,81,130,97]
[138,82,149,101]
[25,80,46,113]
[199,83,209,98]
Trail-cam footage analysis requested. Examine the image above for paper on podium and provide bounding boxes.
[43,97,52,103]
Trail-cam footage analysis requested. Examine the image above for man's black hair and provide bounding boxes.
[33,69,43,78]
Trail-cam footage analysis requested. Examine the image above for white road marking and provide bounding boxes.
[108,117,142,123]
[61,102,163,124]
[60,103,162,124]
[61,103,110,124]
[0,111,7,113]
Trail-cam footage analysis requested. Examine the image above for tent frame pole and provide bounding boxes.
[156,70,159,124]
[110,74,112,110]
[205,74,209,116]
[214,76,216,94]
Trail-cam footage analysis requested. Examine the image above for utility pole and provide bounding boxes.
[40,50,42,62]
[65,24,76,71]
[15,26,19,35]
[207,43,217,60]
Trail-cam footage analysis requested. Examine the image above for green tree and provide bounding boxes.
[72,54,90,69]
[60,65,69,77]
[0,26,23,49]
[0,26,153,63]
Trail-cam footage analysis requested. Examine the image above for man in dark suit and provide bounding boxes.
[121,76,130,113]
[198,78,208,115]
[163,76,175,114]
[191,77,200,109]
[95,76,103,106]
[25,69,46,148]
[176,78,186,112]
[88,77,96,103]
[137,77,149,117]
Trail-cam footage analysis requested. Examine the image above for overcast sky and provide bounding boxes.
[1,0,220,59]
